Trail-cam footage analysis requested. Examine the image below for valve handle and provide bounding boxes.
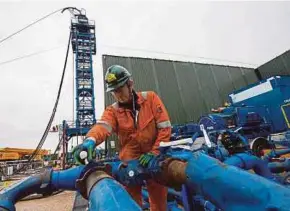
[80,151,89,164]
[200,124,212,148]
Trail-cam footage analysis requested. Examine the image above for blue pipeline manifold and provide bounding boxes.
[0,164,141,211]
[1,150,290,211]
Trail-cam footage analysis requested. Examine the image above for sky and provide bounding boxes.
[0,0,290,151]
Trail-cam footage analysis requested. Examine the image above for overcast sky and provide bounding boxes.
[0,0,290,151]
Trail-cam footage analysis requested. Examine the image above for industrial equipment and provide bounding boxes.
[196,128,290,183]
[172,122,290,184]
[0,148,50,161]
[196,76,290,157]
[199,76,290,135]
[55,8,97,168]
[229,76,290,133]
[1,139,290,211]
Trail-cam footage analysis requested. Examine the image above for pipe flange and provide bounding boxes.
[75,165,112,199]
[39,168,53,190]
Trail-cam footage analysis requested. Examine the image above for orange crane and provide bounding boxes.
[0,148,50,161]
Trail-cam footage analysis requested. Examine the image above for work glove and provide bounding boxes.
[72,138,96,165]
[139,152,155,167]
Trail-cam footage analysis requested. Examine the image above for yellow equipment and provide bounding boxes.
[0,148,50,161]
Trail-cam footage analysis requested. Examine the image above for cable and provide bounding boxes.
[102,44,258,67]
[53,140,61,155]
[0,45,64,67]
[30,32,72,161]
[72,52,75,148]
[14,31,72,174]
[0,8,62,45]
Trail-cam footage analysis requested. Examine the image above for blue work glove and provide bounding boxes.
[139,152,155,167]
[72,138,96,165]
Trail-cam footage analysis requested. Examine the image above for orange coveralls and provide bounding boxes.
[86,91,171,211]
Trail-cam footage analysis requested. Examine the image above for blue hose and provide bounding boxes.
[193,195,220,211]
[142,189,183,211]
[185,152,290,211]
[268,159,290,173]
[51,165,84,190]
[89,178,141,211]
[0,166,85,211]
[264,148,290,161]
[224,153,274,180]
[0,175,43,211]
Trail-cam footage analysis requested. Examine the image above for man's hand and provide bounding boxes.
[72,138,96,165]
[139,152,155,167]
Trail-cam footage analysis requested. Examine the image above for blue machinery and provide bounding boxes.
[198,76,290,137]
[57,8,97,168]
[191,76,290,157]
[1,137,290,211]
[228,76,290,133]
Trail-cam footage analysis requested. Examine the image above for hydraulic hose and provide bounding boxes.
[14,31,72,174]
[82,171,141,211]
[0,174,44,211]
[224,153,274,180]
[184,152,290,211]
[263,148,290,161]
[141,189,183,211]
[89,178,141,211]
[51,166,84,190]
[268,159,290,173]
[0,166,84,211]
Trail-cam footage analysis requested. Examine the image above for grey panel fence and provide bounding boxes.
[257,50,290,79]
[102,55,258,124]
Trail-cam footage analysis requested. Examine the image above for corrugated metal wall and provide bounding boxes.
[102,55,258,124]
[257,50,290,79]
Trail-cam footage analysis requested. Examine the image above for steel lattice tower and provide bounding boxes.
[57,8,97,169]
[71,11,96,128]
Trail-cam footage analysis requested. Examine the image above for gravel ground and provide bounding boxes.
[15,191,75,211]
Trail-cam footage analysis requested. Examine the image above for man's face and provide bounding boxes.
[111,83,131,103]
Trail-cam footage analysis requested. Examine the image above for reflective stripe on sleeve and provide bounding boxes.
[141,92,147,99]
[96,120,113,133]
[157,120,171,129]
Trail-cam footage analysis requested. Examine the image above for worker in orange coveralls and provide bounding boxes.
[72,65,171,211]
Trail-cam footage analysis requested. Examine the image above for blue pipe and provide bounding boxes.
[141,189,149,201]
[192,195,220,211]
[143,201,150,209]
[224,153,274,180]
[89,178,141,211]
[168,188,218,211]
[142,189,182,211]
[180,185,193,211]
[168,188,181,198]
[272,148,290,156]
[185,152,290,211]
[264,148,290,161]
[0,175,43,211]
[0,166,85,211]
[235,133,249,148]
[191,132,200,143]
[268,159,290,173]
[51,165,84,190]
[167,201,183,211]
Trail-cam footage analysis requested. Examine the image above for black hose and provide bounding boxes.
[13,31,72,174]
